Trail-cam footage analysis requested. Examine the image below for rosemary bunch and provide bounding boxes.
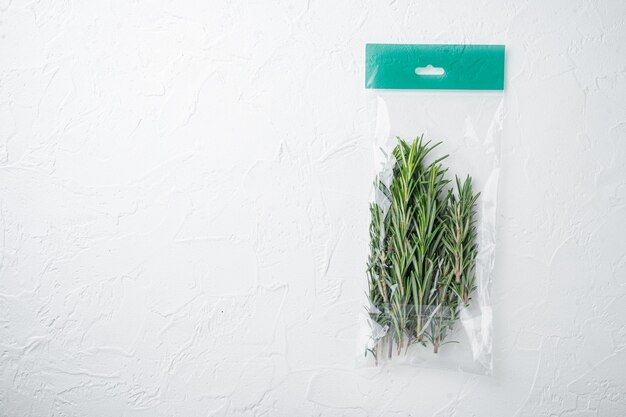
[366,135,480,359]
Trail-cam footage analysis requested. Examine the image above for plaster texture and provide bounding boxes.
[1,1,626,416]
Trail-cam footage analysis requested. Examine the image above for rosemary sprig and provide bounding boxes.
[443,176,480,306]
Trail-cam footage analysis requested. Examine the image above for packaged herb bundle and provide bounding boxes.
[358,44,505,374]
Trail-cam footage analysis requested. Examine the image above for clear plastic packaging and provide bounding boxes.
[357,44,505,374]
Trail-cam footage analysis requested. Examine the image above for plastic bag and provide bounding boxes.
[357,44,505,374]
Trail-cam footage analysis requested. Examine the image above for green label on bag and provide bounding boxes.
[365,44,505,90]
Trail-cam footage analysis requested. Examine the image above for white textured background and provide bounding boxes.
[1,1,626,416]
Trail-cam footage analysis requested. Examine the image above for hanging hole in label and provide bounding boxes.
[415,65,445,76]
